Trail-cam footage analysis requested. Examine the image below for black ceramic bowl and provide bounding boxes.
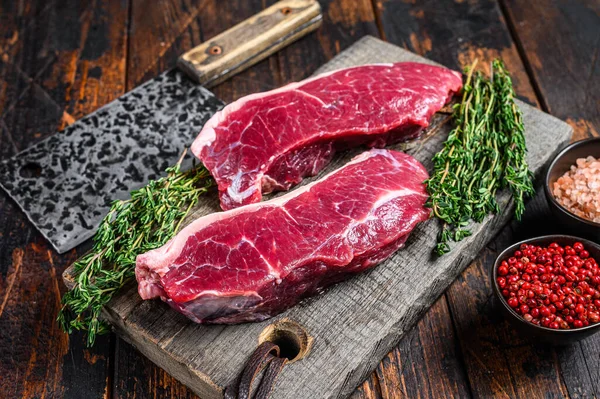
[544,137,600,242]
[492,235,600,345]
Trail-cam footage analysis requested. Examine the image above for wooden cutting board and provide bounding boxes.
[63,36,572,399]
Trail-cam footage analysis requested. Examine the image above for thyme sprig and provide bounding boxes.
[493,59,535,218]
[58,151,213,346]
[426,59,534,255]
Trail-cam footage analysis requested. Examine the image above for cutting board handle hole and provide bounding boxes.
[20,162,42,178]
[258,319,313,363]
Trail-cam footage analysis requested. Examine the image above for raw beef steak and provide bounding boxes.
[136,149,430,324]
[192,62,461,210]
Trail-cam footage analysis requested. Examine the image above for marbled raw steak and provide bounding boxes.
[136,149,430,323]
[191,62,461,210]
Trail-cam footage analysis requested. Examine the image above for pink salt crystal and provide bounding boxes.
[552,156,600,223]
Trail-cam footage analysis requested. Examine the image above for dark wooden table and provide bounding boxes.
[1,1,598,398]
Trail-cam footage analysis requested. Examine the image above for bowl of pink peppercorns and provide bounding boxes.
[493,235,600,344]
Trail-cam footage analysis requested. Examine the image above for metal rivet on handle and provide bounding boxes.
[281,6,292,15]
[209,45,222,55]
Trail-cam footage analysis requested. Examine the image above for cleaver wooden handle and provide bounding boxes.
[177,0,322,88]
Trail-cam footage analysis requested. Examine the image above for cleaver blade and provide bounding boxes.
[0,0,322,254]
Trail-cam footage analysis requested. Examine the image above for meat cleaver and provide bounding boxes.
[0,0,322,254]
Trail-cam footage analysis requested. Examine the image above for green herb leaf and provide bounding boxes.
[425,59,534,254]
[57,151,213,346]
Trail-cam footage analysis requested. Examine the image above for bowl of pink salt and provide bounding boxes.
[545,137,600,242]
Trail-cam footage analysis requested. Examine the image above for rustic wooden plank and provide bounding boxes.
[113,3,383,395]
[118,1,379,395]
[350,376,383,399]
[0,0,57,64]
[0,242,115,399]
[446,230,570,398]
[0,58,33,159]
[270,3,409,395]
[447,182,597,399]
[98,37,572,399]
[113,1,286,397]
[372,297,471,399]
[574,338,600,397]
[0,0,130,397]
[2,0,129,132]
[521,214,597,397]
[373,2,599,396]
[499,1,600,397]
[373,0,539,107]
[364,1,543,397]
[114,338,198,399]
[507,172,599,398]
[0,2,592,396]
[445,183,597,398]
[555,331,600,398]
[125,0,200,90]
[500,0,599,140]
[276,0,380,82]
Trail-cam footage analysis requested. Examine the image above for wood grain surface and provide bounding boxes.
[0,1,127,398]
[1,1,599,398]
[67,37,571,399]
[178,0,322,86]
